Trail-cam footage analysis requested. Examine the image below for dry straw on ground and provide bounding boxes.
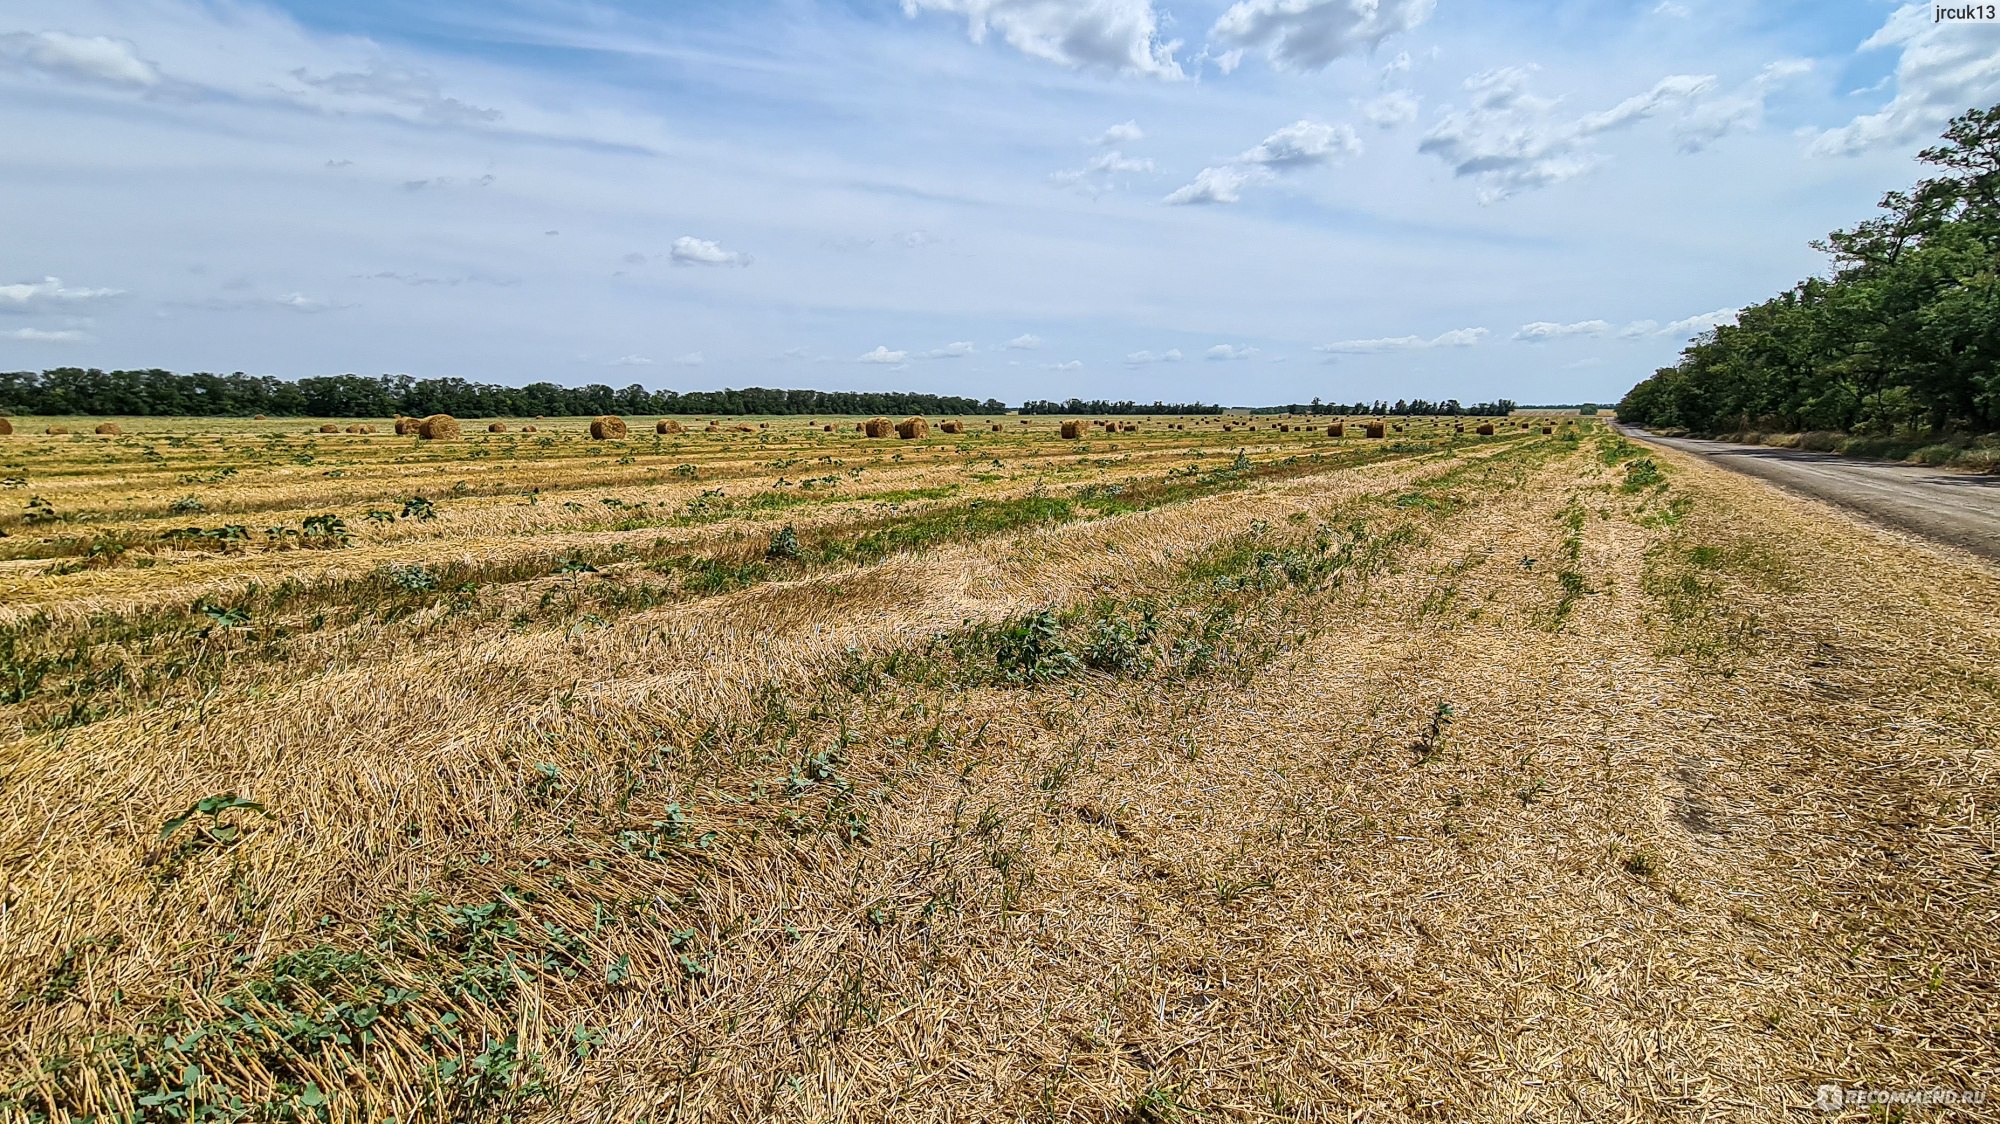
[3,421,1992,1123]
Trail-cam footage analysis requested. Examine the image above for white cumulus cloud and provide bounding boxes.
[5,327,88,342]
[669,237,751,267]
[0,276,124,310]
[1205,343,1260,360]
[900,0,1183,79]
[1125,347,1184,364]
[922,341,975,358]
[609,354,654,366]
[0,31,161,88]
[1419,67,1714,201]
[1165,164,1264,205]
[1006,333,1042,350]
[1676,60,1813,152]
[1513,319,1612,342]
[1362,90,1421,128]
[859,345,909,363]
[1315,327,1487,354]
[674,351,704,366]
[1210,0,1436,72]
[1166,119,1359,204]
[1664,307,1738,335]
[1808,3,2000,156]
[1097,120,1144,145]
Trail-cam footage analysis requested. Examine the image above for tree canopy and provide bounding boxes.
[1620,105,2000,435]
[0,370,1005,419]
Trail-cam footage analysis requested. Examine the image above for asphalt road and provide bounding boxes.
[1619,426,2000,563]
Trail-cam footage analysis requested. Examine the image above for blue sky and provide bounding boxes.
[3,0,1997,406]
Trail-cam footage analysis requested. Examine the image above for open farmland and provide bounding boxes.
[0,416,1994,1121]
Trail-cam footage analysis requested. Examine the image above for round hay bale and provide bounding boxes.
[991,423,1003,431]
[1327,424,1344,437]
[393,416,420,435]
[522,425,538,432]
[1060,420,1084,440]
[854,422,866,433]
[759,423,769,429]
[319,423,340,433]
[253,414,267,421]
[823,424,835,432]
[416,414,460,440]
[732,424,755,432]
[1476,423,1495,435]
[657,419,686,435]
[1122,423,1137,432]
[46,425,68,435]
[894,416,929,439]
[940,420,964,434]
[589,415,629,440]
[488,422,508,433]
[1365,422,1386,439]
[0,417,12,436]
[864,416,894,438]
[1541,425,1553,434]
[95,422,122,435]
[345,424,368,434]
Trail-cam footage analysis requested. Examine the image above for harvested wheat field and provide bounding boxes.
[0,418,1993,1122]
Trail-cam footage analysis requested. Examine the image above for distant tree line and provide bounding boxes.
[1620,105,2000,435]
[1018,398,1221,414]
[0,369,1004,418]
[1273,397,1517,416]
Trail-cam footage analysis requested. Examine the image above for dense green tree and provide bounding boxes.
[1622,104,2000,435]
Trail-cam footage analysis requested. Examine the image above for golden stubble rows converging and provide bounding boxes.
[0,415,1993,1123]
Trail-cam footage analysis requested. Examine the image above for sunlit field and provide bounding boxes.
[1,414,1993,1121]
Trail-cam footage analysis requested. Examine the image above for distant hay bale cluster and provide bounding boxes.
[416,414,459,440]
[590,415,628,440]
